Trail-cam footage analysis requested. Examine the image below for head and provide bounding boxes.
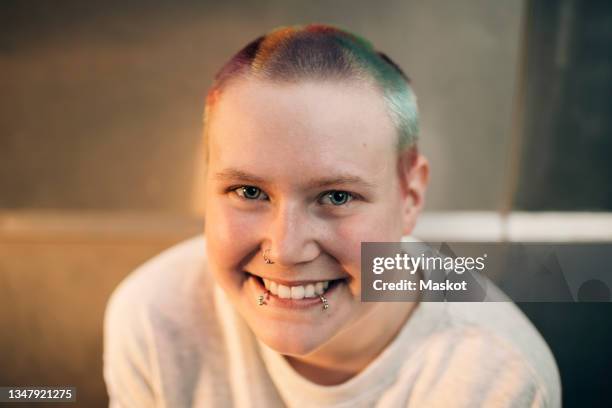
[203,25,429,356]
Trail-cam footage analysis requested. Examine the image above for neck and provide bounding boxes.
[284,300,419,385]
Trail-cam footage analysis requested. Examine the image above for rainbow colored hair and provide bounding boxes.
[204,24,419,151]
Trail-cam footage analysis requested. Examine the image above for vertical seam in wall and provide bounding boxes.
[500,0,531,242]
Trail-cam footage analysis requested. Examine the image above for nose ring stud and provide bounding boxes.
[263,248,274,264]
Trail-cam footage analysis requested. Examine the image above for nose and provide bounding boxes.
[264,201,320,266]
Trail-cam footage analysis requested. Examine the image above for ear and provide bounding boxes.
[396,148,429,235]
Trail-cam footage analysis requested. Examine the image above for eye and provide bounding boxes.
[320,190,355,206]
[232,185,268,201]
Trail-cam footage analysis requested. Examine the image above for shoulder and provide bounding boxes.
[103,234,212,358]
[105,234,209,321]
[104,232,210,337]
[103,234,213,406]
[410,301,561,407]
[104,234,214,352]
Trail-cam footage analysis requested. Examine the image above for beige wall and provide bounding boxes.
[1,0,523,212]
[0,212,203,406]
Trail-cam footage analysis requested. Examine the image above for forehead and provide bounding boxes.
[207,78,397,182]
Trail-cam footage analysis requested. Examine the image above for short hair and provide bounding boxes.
[204,24,419,151]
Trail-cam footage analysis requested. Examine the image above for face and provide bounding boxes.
[204,78,420,355]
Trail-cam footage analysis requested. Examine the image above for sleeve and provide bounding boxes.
[103,284,159,408]
[405,328,556,408]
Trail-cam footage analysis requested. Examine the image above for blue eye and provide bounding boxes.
[321,191,354,206]
[234,186,268,200]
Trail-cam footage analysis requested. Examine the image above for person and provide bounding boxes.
[103,24,561,407]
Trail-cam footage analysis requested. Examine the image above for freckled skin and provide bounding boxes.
[204,78,429,382]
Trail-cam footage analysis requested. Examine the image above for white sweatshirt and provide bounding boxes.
[103,235,561,407]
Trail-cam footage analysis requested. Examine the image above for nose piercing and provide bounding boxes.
[320,295,329,310]
[263,248,274,264]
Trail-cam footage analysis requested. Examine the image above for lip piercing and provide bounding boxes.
[258,290,270,306]
[263,248,274,264]
[320,295,329,310]
[258,290,329,311]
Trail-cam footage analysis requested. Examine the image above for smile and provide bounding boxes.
[247,272,345,301]
[263,278,332,299]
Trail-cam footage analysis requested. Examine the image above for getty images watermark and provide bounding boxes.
[361,242,612,302]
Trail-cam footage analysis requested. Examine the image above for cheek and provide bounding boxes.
[205,198,261,268]
[331,202,404,277]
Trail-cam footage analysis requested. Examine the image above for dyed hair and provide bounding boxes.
[204,24,419,151]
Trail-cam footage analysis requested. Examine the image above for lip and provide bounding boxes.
[247,272,345,310]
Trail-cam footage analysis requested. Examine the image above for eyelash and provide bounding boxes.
[228,185,359,206]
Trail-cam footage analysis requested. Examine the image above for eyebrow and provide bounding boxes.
[213,168,376,190]
[214,169,266,184]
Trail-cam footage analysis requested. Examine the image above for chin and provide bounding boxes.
[250,321,331,356]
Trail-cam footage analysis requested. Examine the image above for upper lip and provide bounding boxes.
[246,272,344,286]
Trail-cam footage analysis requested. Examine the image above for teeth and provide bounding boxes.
[261,277,336,298]
[291,286,305,300]
[278,284,291,299]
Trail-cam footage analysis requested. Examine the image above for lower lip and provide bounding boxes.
[248,273,344,310]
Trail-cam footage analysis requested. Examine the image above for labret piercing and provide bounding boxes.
[320,295,329,310]
[258,290,270,306]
